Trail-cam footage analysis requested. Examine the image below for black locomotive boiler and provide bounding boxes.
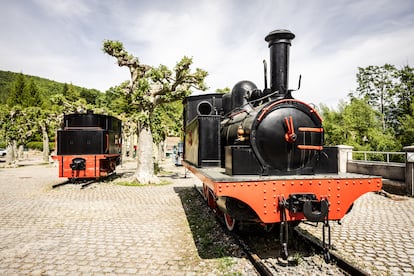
[53,112,122,180]
[182,29,382,260]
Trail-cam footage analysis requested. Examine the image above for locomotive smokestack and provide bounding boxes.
[265,29,295,98]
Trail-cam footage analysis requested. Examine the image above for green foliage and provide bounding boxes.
[151,101,184,144]
[102,39,208,116]
[0,70,103,108]
[0,70,16,104]
[321,98,400,151]
[399,102,414,146]
[80,88,101,105]
[7,73,25,107]
[319,102,346,146]
[0,105,31,145]
[216,87,231,94]
[25,141,54,151]
[22,79,42,107]
[351,64,414,147]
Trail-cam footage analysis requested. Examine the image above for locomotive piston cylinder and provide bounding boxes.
[265,29,295,98]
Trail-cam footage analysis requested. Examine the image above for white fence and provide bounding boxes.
[351,151,405,163]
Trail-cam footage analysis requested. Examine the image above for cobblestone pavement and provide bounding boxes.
[2,159,414,275]
[0,160,254,275]
[300,192,414,275]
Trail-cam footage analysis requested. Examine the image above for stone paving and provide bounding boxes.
[0,159,254,275]
[300,192,414,275]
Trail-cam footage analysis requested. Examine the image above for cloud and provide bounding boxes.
[291,27,414,108]
[33,0,92,18]
[0,0,413,108]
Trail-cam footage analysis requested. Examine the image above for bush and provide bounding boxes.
[25,141,55,151]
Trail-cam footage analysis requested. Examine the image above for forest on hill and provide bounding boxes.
[0,70,102,107]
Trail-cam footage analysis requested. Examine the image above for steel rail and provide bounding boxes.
[294,228,368,276]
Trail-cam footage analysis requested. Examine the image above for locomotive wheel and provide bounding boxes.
[206,189,217,210]
[224,213,237,231]
[202,183,209,201]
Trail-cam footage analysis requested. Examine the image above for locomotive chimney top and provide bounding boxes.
[264,29,295,99]
[265,29,295,44]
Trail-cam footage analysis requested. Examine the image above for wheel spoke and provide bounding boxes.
[224,213,236,231]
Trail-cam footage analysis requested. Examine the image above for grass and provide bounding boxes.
[217,257,241,275]
[115,179,171,186]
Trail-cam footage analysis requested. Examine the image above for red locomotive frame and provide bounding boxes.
[183,161,382,224]
[55,154,120,179]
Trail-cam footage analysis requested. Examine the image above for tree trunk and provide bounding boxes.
[121,131,128,160]
[41,124,49,163]
[157,141,164,161]
[5,142,14,165]
[135,126,159,184]
[18,145,24,160]
[129,133,136,159]
[13,141,18,160]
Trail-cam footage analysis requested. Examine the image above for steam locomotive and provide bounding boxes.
[182,29,382,260]
[53,112,122,181]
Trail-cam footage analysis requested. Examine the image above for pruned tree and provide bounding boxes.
[0,106,32,165]
[25,107,58,162]
[102,40,208,184]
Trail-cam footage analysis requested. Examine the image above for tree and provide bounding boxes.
[22,79,42,107]
[103,40,208,183]
[399,102,414,146]
[80,88,101,105]
[319,102,346,146]
[151,101,184,143]
[0,106,32,165]
[353,64,397,131]
[25,107,57,162]
[216,87,230,94]
[352,64,414,147]
[393,65,414,138]
[320,99,399,152]
[7,73,25,107]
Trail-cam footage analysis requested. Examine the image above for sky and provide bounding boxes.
[1,0,414,108]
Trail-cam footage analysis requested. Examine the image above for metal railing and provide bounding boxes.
[351,151,405,163]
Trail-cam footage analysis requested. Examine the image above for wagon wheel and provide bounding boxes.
[224,213,237,232]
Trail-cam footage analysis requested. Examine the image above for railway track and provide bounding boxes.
[52,179,96,189]
[52,172,118,189]
[194,185,367,275]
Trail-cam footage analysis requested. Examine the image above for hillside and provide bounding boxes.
[0,70,102,105]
